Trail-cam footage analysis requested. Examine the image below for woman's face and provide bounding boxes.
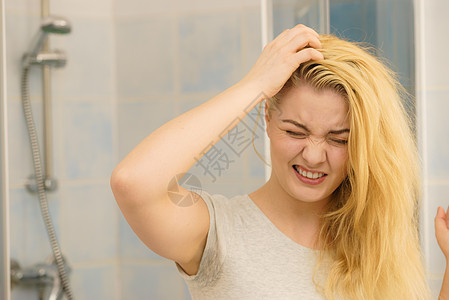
[266,84,350,204]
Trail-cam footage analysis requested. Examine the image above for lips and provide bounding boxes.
[293,165,328,185]
[293,165,327,179]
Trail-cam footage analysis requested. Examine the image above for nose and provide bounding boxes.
[301,137,327,166]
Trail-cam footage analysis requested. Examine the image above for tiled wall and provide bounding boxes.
[6,0,119,299]
[418,0,449,297]
[6,0,263,299]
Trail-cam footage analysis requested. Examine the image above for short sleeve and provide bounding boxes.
[174,189,228,288]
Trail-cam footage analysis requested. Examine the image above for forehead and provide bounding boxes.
[275,85,350,130]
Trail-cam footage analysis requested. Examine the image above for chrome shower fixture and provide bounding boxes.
[18,14,75,299]
[23,16,71,68]
[29,16,71,56]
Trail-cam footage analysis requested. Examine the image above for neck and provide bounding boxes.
[249,175,329,247]
[262,175,328,217]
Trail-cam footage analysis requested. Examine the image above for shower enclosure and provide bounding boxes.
[0,0,421,299]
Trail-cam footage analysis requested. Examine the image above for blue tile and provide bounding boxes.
[9,188,60,267]
[63,101,114,179]
[60,183,117,263]
[51,18,115,100]
[115,16,175,98]
[178,12,242,93]
[7,99,45,186]
[70,264,119,300]
[117,99,175,161]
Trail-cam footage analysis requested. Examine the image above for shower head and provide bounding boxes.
[41,16,71,34]
[27,16,71,57]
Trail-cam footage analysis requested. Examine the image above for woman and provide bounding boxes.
[111,24,449,299]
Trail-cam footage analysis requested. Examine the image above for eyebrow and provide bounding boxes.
[281,119,350,134]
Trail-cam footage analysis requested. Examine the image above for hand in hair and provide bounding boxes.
[435,206,449,259]
[240,24,324,99]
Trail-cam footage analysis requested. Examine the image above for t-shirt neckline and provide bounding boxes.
[244,194,319,252]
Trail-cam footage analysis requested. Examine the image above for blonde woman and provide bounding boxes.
[111,24,449,299]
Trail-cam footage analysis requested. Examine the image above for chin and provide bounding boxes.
[290,188,331,203]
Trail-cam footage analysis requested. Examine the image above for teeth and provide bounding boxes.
[294,165,324,179]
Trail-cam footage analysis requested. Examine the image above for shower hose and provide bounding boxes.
[21,66,75,300]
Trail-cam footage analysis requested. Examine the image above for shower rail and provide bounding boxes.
[18,15,74,300]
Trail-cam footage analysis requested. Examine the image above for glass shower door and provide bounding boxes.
[272,0,330,37]
[271,0,415,101]
[0,0,11,298]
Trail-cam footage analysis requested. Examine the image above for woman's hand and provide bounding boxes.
[239,24,324,99]
[435,206,449,259]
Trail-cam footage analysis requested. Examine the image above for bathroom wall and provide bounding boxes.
[417,0,449,297]
[6,0,119,298]
[5,0,263,298]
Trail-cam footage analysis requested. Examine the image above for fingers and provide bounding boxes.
[285,24,320,41]
[269,24,321,52]
[436,206,445,221]
[435,206,449,229]
[245,24,323,98]
[446,205,449,228]
[286,32,322,51]
[289,48,324,68]
[262,25,323,72]
[436,206,444,226]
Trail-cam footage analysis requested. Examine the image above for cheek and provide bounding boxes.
[271,136,305,155]
[328,148,349,171]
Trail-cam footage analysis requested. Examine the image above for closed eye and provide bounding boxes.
[286,131,307,138]
[328,138,348,145]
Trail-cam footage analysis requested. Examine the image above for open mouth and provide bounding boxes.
[293,165,327,180]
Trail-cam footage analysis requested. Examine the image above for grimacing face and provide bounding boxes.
[265,84,350,204]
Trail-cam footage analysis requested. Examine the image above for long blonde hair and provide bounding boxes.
[255,35,431,299]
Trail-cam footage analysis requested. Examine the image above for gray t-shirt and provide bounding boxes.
[174,189,328,300]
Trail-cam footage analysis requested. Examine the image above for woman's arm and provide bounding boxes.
[435,206,449,299]
[110,24,324,265]
[111,24,323,206]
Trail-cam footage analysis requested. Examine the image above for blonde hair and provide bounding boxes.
[253,35,431,299]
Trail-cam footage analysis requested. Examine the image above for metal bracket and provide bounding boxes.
[10,258,70,300]
[25,174,58,193]
[22,50,67,68]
